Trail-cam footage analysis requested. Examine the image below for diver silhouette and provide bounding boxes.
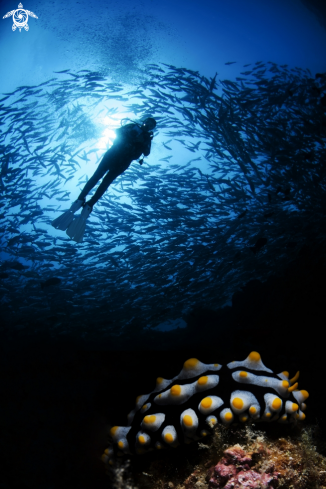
[51,117,156,242]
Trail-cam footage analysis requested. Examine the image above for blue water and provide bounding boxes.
[0,0,325,340]
[1,3,326,488]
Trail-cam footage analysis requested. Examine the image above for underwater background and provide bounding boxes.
[0,0,326,488]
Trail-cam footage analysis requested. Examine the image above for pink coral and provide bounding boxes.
[208,446,279,489]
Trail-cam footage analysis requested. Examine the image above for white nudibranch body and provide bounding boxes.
[227,351,273,373]
[162,425,178,446]
[220,408,234,425]
[180,408,198,437]
[264,393,283,415]
[140,413,165,431]
[104,352,309,461]
[154,375,219,405]
[231,370,291,397]
[136,430,151,447]
[230,390,260,415]
[198,395,224,415]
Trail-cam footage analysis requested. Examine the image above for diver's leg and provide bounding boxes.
[52,154,112,230]
[65,160,117,242]
[87,169,122,208]
[77,151,112,201]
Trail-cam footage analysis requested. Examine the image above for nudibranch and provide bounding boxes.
[101,352,309,463]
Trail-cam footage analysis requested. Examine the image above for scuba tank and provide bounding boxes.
[119,119,154,165]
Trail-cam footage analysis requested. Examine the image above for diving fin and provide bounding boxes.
[51,199,84,231]
[66,204,92,243]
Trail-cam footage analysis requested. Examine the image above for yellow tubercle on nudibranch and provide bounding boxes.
[288,382,298,392]
[198,395,224,415]
[206,415,217,428]
[230,390,260,416]
[239,414,249,422]
[109,426,131,442]
[201,397,212,408]
[292,390,309,404]
[220,408,234,425]
[170,384,182,396]
[239,371,248,378]
[290,371,300,384]
[285,401,299,413]
[140,403,151,413]
[179,358,221,379]
[227,351,273,373]
[162,425,178,446]
[140,412,165,432]
[110,426,119,437]
[296,411,306,421]
[136,431,151,447]
[232,370,292,397]
[196,375,219,391]
[278,414,288,423]
[154,375,219,405]
[197,375,209,385]
[103,352,309,463]
[263,393,283,419]
[272,397,282,410]
[180,408,198,438]
[183,358,199,369]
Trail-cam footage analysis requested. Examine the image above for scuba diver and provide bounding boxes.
[52,117,157,242]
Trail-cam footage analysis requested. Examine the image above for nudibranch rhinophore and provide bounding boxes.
[101,352,309,463]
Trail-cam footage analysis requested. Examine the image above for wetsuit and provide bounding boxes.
[78,123,153,207]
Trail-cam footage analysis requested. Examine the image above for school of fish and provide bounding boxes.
[0,62,325,334]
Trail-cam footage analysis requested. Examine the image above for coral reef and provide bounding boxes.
[107,425,326,489]
[206,445,279,488]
